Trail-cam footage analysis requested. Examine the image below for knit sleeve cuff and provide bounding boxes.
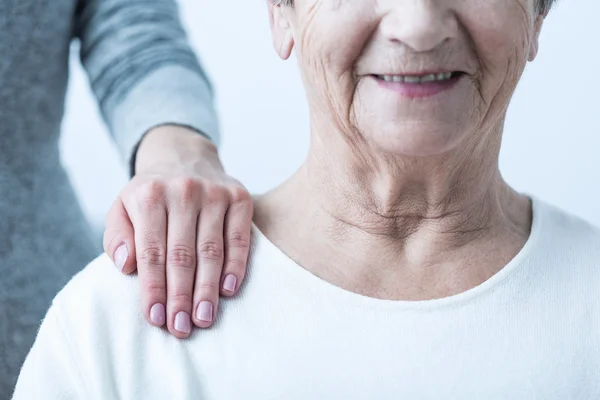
[106,64,221,167]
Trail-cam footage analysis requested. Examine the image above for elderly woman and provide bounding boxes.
[13,0,600,398]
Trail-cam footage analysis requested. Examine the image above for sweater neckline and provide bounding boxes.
[250,196,544,311]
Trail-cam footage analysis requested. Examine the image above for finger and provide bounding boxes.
[130,185,168,328]
[221,189,254,297]
[103,198,137,274]
[192,203,227,328]
[165,206,199,338]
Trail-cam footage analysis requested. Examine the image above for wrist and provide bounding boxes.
[133,125,222,176]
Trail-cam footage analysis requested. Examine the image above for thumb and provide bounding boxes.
[103,198,137,274]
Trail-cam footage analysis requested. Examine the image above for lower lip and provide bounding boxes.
[373,74,462,98]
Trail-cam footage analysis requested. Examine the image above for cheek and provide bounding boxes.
[295,2,379,129]
[296,0,378,72]
[462,1,535,102]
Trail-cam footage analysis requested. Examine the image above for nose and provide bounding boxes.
[379,0,458,53]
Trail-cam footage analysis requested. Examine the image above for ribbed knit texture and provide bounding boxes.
[0,0,218,396]
[13,198,600,399]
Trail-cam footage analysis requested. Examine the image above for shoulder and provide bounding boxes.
[53,253,142,321]
[532,198,600,279]
[46,254,185,394]
[22,254,202,397]
[14,255,149,397]
[49,254,149,365]
[535,198,600,249]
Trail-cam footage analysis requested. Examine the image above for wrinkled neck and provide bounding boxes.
[301,120,508,241]
[254,123,532,300]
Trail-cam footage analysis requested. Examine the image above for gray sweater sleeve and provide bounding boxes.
[74,0,220,166]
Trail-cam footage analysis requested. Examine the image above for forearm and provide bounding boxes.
[75,0,220,166]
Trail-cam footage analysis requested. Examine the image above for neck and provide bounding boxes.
[254,124,532,300]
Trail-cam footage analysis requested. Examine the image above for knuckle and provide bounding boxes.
[167,245,196,271]
[137,180,162,197]
[224,257,247,272]
[203,183,227,204]
[168,291,194,306]
[173,177,198,205]
[121,189,139,208]
[145,280,167,296]
[197,241,224,263]
[135,182,164,210]
[228,185,251,203]
[227,232,250,249]
[139,245,166,268]
[195,280,220,292]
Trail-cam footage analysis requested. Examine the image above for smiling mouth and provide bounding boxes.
[373,72,464,84]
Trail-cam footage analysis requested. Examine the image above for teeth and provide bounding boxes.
[420,74,437,83]
[404,76,421,83]
[378,72,454,83]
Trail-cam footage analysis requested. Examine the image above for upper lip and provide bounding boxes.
[372,70,463,76]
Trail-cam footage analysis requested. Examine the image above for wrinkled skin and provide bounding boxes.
[270,0,544,162]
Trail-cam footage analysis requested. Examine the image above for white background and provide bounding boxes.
[60,0,600,234]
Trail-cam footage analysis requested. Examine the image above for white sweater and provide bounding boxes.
[13,198,600,399]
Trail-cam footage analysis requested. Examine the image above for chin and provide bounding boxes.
[363,123,467,158]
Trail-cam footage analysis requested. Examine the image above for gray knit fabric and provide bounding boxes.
[0,0,218,397]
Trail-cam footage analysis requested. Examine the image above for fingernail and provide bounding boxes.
[174,311,191,334]
[197,301,213,322]
[150,303,166,326]
[114,244,128,271]
[223,275,237,293]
